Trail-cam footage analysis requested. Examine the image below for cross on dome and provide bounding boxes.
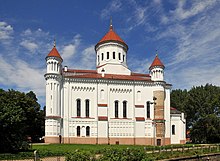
[95,18,128,50]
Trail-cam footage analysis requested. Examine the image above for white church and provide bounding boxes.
[44,22,186,145]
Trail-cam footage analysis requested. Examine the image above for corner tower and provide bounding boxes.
[44,42,63,143]
[95,20,131,75]
[150,54,168,145]
[149,54,165,81]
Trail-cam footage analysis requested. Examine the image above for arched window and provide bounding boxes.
[107,52,109,59]
[86,126,90,136]
[172,125,175,135]
[113,52,115,59]
[77,126,80,137]
[147,101,150,118]
[137,91,141,101]
[85,99,89,117]
[118,53,121,60]
[115,101,119,118]
[100,89,104,99]
[101,53,104,60]
[123,101,127,118]
[76,99,81,117]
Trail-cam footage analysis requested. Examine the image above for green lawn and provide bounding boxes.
[0,143,219,160]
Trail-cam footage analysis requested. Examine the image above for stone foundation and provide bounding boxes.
[180,139,186,144]
[45,136,173,145]
[44,136,60,143]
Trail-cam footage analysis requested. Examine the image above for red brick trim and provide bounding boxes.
[71,117,95,119]
[110,117,132,120]
[135,105,144,108]
[98,116,108,121]
[98,104,108,107]
[136,117,145,121]
[46,115,61,119]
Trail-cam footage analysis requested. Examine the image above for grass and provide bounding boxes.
[0,143,219,160]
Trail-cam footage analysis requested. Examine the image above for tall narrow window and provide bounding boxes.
[86,126,90,136]
[98,55,100,63]
[85,99,89,117]
[118,53,121,60]
[77,99,81,117]
[137,91,141,101]
[172,125,175,135]
[147,101,150,118]
[115,101,119,118]
[100,89,104,100]
[113,52,115,59]
[107,52,109,59]
[123,55,125,62]
[77,126,80,136]
[123,101,127,118]
[101,53,104,60]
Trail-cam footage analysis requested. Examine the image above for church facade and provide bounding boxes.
[44,23,186,145]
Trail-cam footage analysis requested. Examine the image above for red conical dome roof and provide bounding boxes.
[47,47,62,60]
[95,24,128,50]
[149,55,164,70]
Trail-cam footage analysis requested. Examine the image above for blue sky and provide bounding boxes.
[1,0,220,107]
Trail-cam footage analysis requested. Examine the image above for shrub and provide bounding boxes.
[65,150,95,161]
[98,148,148,161]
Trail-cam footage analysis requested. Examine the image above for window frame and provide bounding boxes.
[147,101,150,118]
[77,126,80,137]
[115,100,119,118]
[123,101,127,118]
[172,125,175,135]
[85,99,90,117]
[86,126,90,137]
[76,99,81,117]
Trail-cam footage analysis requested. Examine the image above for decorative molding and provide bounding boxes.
[98,116,108,121]
[110,88,132,93]
[135,105,144,108]
[46,115,61,119]
[72,86,95,92]
[135,117,145,121]
[98,104,108,107]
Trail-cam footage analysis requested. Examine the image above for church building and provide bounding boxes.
[44,22,186,145]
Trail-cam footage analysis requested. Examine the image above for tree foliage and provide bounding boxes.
[171,84,220,143]
[0,89,45,153]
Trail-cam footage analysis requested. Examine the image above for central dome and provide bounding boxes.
[95,24,128,50]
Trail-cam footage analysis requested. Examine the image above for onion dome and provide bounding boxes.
[149,54,165,70]
[95,21,128,50]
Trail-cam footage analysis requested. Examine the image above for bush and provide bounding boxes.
[98,148,148,161]
[65,150,95,161]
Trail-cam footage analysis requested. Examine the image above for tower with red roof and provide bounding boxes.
[149,54,165,81]
[95,20,131,75]
[45,41,63,142]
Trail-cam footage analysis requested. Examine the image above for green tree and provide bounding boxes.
[190,114,220,143]
[0,89,45,152]
[171,89,188,113]
[171,84,220,143]
[187,84,220,128]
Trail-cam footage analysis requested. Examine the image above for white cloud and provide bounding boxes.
[171,1,217,21]
[0,56,45,98]
[128,57,150,74]
[0,21,13,43]
[80,45,96,69]
[101,0,122,19]
[20,40,38,53]
[61,34,81,60]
